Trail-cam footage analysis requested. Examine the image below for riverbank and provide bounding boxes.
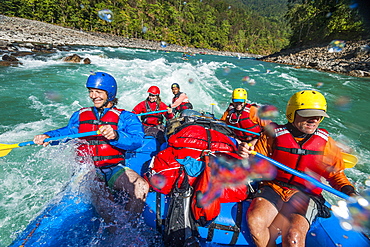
[1,15,369,78]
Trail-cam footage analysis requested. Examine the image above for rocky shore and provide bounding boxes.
[1,15,369,78]
[258,40,370,78]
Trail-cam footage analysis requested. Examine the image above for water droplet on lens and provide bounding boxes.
[98,9,114,22]
[258,105,279,120]
[316,82,324,88]
[223,67,231,75]
[334,96,352,111]
[365,180,370,187]
[328,40,345,53]
[150,174,167,189]
[242,76,250,82]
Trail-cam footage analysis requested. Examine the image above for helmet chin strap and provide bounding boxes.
[101,99,110,109]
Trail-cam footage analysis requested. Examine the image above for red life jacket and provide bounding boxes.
[225,104,262,141]
[78,107,125,167]
[146,124,248,225]
[172,92,193,112]
[271,124,329,195]
[140,101,164,126]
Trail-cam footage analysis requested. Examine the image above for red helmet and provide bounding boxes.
[148,86,160,95]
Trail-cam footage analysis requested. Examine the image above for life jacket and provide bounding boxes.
[172,92,193,113]
[78,107,125,167]
[225,104,262,141]
[140,100,164,126]
[271,124,329,195]
[146,122,248,226]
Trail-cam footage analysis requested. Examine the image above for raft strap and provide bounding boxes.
[80,120,118,126]
[156,191,163,233]
[205,201,243,245]
[275,147,324,155]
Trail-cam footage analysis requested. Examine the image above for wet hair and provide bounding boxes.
[111,98,118,106]
[146,96,162,105]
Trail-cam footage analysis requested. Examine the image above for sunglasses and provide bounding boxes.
[149,93,159,96]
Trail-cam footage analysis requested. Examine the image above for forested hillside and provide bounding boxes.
[0,0,290,54]
[285,0,367,46]
[0,0,367,54]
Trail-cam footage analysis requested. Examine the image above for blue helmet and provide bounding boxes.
[86,72,117,101]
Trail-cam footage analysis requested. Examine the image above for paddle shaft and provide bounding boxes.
[136,110,167,116]
[18,131,99,147]
[252,151,353,201]
[226,125,260,136]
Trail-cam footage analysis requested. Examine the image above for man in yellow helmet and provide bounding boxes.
[238,90,356,247]
[221,88,270,144]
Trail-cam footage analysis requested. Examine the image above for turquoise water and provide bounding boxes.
[0,46,369,246]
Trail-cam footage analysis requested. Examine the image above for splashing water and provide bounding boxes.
[332,189,370,233]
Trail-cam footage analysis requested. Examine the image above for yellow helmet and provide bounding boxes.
[232,88,247,102]
[286,90,329,123]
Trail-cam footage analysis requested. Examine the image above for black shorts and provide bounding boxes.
[255,185,320,225]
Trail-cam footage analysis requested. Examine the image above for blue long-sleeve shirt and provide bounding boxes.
[44,107,144,151]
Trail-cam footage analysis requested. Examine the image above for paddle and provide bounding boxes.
[342,152,358,169]
[250,151,354,201]
[0,130,100,157]
[136,109,168,116]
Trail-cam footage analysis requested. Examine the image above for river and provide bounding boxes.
[0,45,369,246]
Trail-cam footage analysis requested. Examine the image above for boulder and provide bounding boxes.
[0,54,22,66]
[63,54,83,63]
[2,54,18,62]
[83,58,91,64]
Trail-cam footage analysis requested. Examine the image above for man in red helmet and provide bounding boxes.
[33,72,149,230]
[133,86,174,142]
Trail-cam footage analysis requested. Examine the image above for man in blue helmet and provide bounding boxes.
[33,72,148,227]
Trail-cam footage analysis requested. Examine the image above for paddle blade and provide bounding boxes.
[0,143,20,157]
[343,152,358,169]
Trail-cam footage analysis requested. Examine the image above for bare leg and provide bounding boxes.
[90,178,118,231]
[113,168,149,215]
[247,197,279,247]
[282,214,309,247]
[280,193,310,247]
[268,213,289,247]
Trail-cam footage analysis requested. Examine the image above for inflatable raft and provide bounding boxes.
[9,136,370,246]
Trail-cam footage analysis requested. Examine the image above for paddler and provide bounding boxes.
[170,83,193,114]
[33,72,149,227]
[221,88,270,145]
[132,85,174,143]
[238,90,357,247]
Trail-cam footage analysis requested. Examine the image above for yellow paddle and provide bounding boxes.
[0,131,100,157]
[342,152,358,169]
